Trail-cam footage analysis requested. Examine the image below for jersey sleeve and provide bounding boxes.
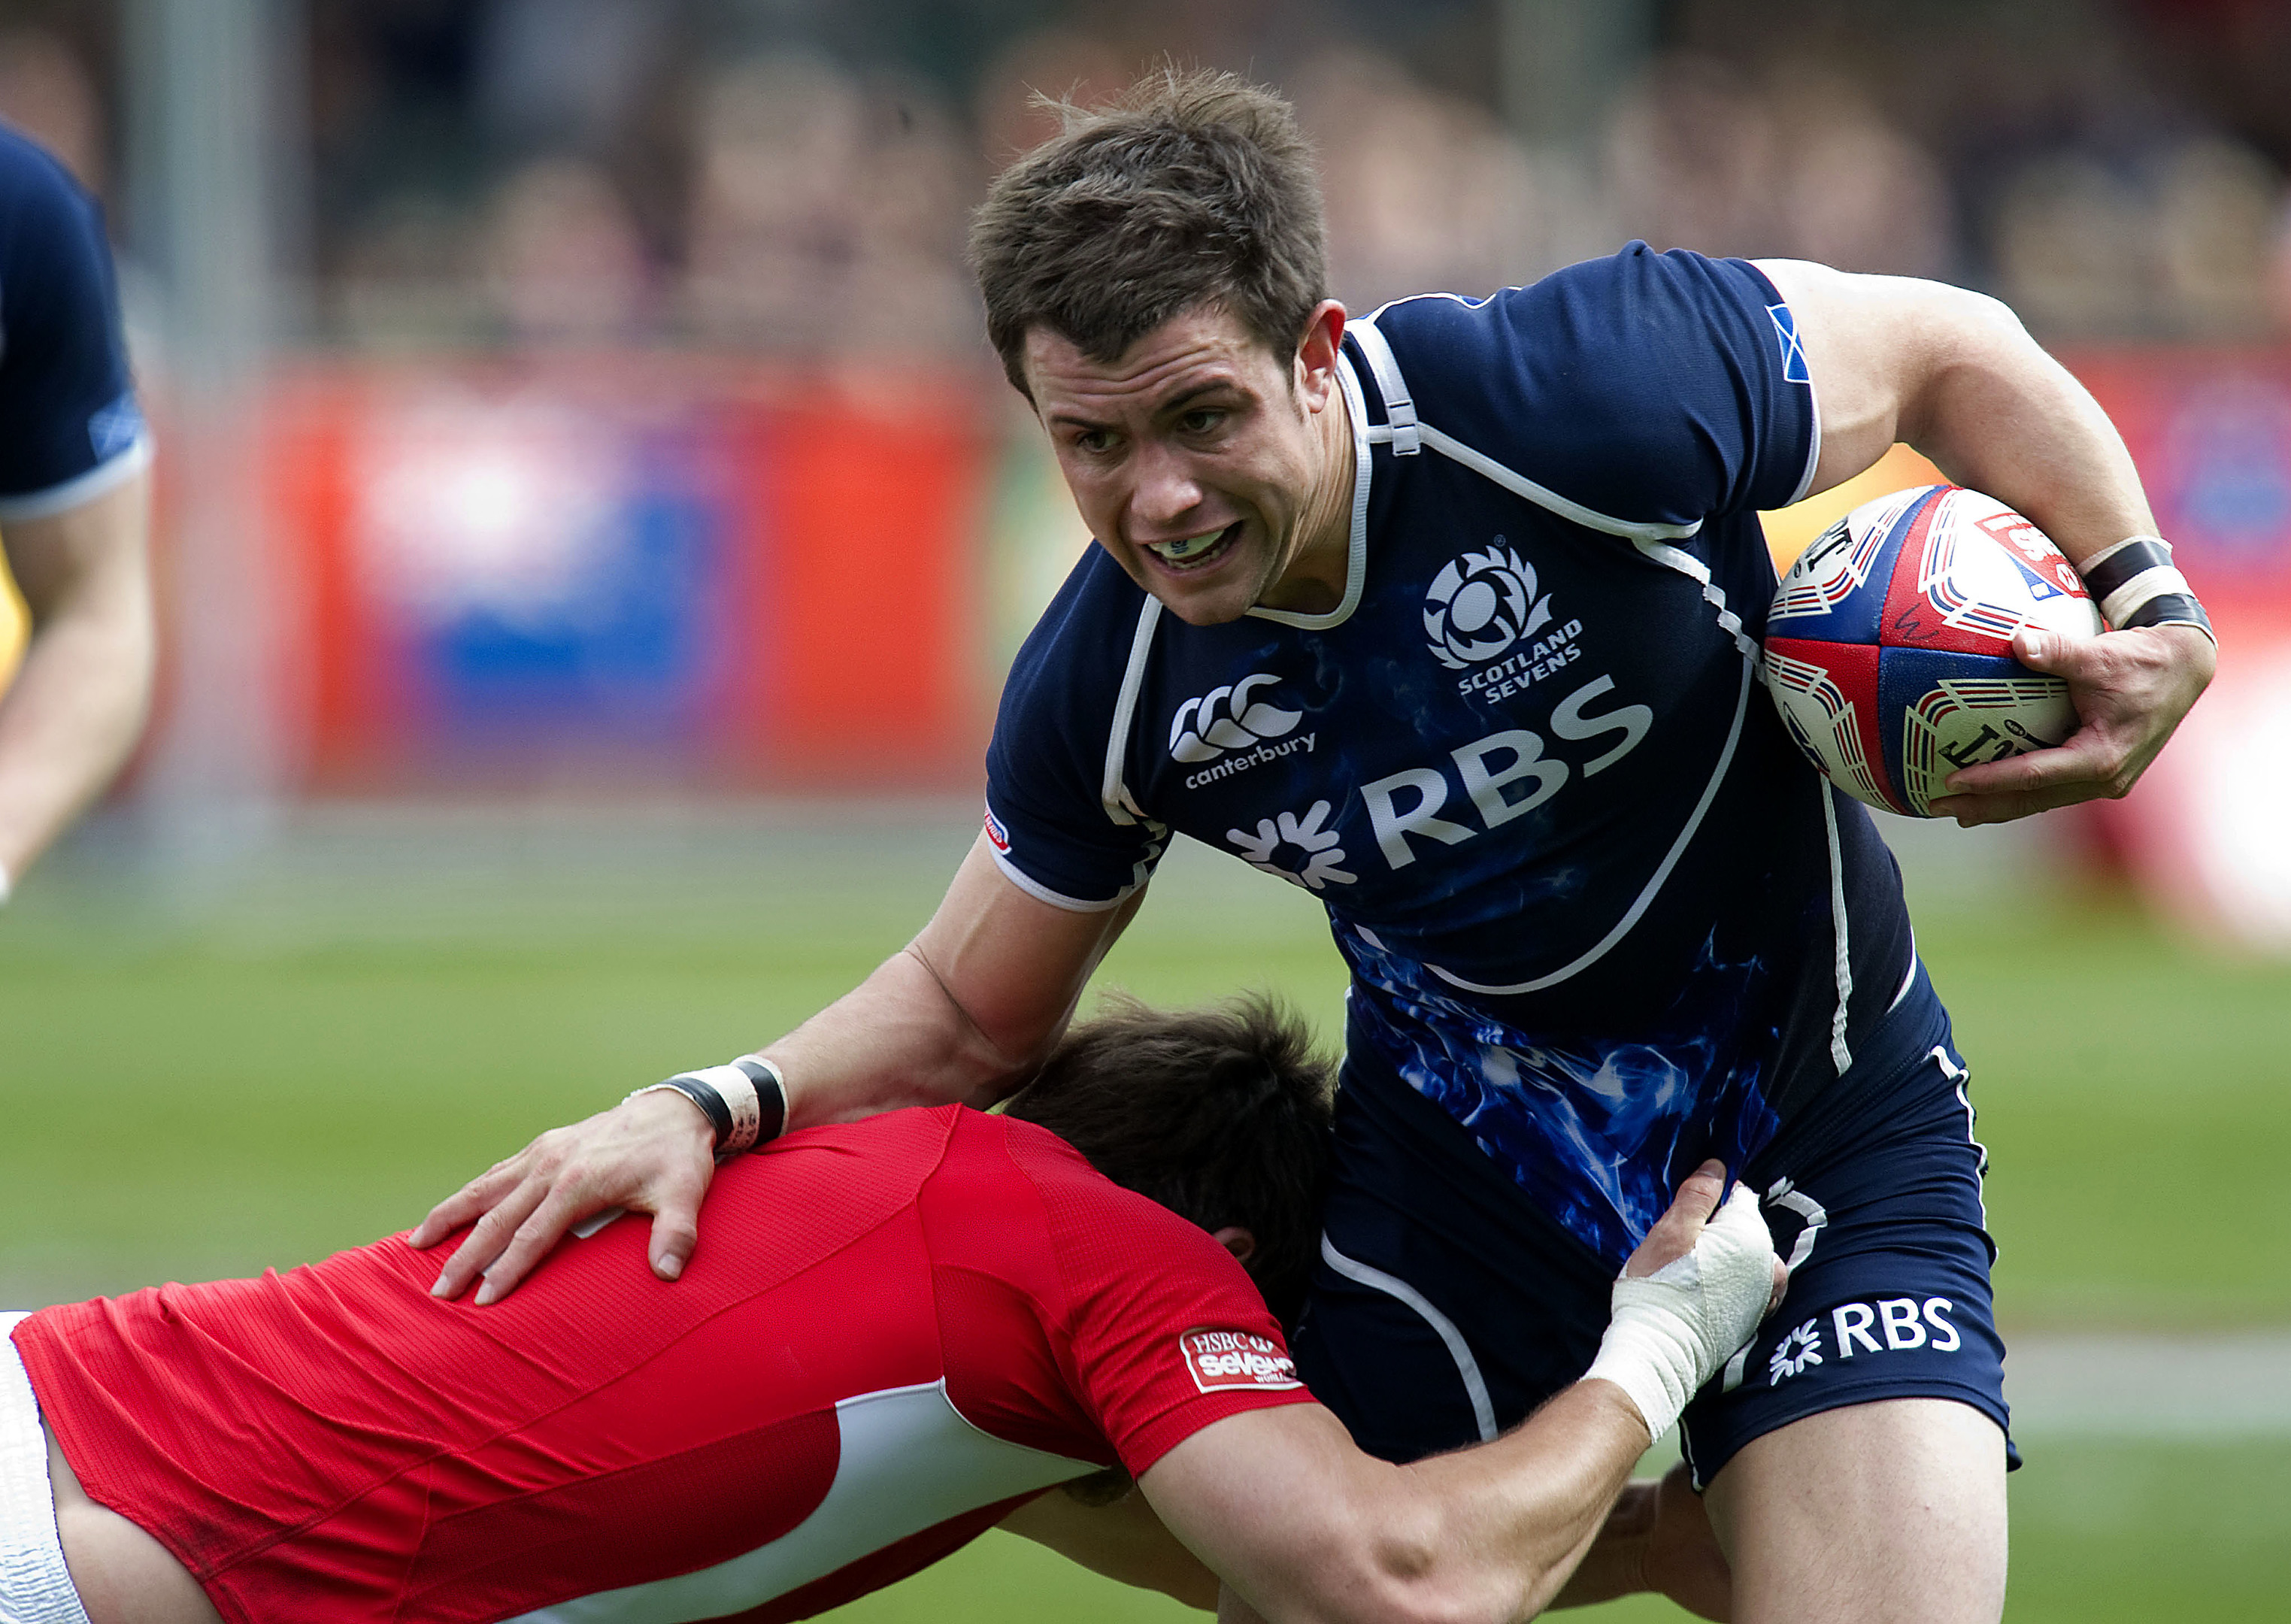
[1372,245,1817,532]
[982,549,1165,912]
[1018,1144,1317,1477]
[0,130,145,520]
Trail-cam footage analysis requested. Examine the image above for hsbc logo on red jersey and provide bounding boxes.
[1180,1329,1302,1393]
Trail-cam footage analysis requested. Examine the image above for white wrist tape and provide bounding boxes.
[631,1062,774,1154]
[0,861,11,907]
[688,1062,764,1154]
[1583,1184,1775,1439]
[2080,535,2212,640]
[2098,564,2194,629]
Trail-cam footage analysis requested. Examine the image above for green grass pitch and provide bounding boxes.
[2,814,2286,1619]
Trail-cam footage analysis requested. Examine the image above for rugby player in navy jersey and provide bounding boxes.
[417,71,2215,1624]
[0,127,153,904]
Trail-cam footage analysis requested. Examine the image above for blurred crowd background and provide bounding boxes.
[12,0,2291,349]
[2,0,2290,944]
[0,0,2280,349]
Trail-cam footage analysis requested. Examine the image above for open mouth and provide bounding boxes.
[1144,522,1241,573]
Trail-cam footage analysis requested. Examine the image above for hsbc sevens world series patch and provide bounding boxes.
[1180,1329,1302,1393]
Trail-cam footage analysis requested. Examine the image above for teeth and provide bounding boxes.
[1149,528,1229,563]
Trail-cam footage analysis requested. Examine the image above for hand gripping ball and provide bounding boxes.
[1762,485,2103,817]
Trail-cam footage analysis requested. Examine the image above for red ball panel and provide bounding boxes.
[1762,634,1907,814]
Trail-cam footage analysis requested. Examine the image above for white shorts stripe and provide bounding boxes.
[1935,1047,1992,1233]
[0,1314,94,1624]
[1319,1236,1498,1444]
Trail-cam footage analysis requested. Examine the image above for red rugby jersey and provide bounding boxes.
[14,1106,1312,1623]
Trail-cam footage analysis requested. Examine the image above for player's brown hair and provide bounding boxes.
[967,68,1329,397]
[1003,991,1334,1329]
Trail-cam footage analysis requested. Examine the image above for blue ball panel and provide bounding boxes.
[1875,647,2029,805]
[1771,485,1945,647]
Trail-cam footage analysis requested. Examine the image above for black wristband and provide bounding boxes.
[2120,592,2214,637]
[652,1073,734,1146]
[729,1056,788,1143]
[2079,538,2174,604]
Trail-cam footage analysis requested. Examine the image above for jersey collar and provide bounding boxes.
[1246,348,1371,630]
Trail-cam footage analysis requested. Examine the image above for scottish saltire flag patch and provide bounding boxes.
[1768,304,1811,385]
[89,391,144,459]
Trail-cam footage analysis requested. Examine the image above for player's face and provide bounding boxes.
[1024,301,1353,626]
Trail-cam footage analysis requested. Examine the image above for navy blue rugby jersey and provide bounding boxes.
[0,126,145,522]
[986,246,1918,1267]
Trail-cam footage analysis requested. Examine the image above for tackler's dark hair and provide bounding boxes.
[968,67,1329,396]
[1004,991,1334,1328]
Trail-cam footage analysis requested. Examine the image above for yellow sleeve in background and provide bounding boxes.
[0,541,26,692]
[1760,443,1945,573]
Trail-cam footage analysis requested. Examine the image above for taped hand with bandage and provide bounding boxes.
[1586,1162,1786,1441]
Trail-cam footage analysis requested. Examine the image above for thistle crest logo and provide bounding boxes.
[1423,540,1553,670]
[1768,1319,1824,1386]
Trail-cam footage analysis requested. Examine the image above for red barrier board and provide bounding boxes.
[260,356,992,792]
[2068,348,2291,948]
[2067,349,2291,605]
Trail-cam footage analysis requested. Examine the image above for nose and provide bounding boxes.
[1128,438,1205,534]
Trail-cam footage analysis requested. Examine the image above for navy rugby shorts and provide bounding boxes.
[1289,967,2015,1486]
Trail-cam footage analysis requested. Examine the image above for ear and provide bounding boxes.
[1295,299,1348,411]
[1208,1225,1257,1266]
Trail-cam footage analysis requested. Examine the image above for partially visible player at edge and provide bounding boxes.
[416,71,2216,1624]
[0,126,154,903]
[5,998,1776,1623]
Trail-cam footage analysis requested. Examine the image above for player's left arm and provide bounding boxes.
[1545,1465,1731,1619]
[1755,258,2215,826]
[0,464,155,889]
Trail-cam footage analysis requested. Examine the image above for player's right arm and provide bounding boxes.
[413,831,1138,1301]
[419,546,1162,1302]
[1753,257,2212,824]
[1159,1389,1641,1624]
[1002,1461,1730,1619]
[1139,1165,1777,1624]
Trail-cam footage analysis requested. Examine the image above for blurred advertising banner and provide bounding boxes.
[260,359,992,792]
[2069,350,2291,951]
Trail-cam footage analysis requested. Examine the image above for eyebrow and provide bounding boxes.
[1158,380,1242,415]
[1044,378,1244,432]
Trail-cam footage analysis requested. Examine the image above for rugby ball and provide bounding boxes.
[1762,485,2103,817]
